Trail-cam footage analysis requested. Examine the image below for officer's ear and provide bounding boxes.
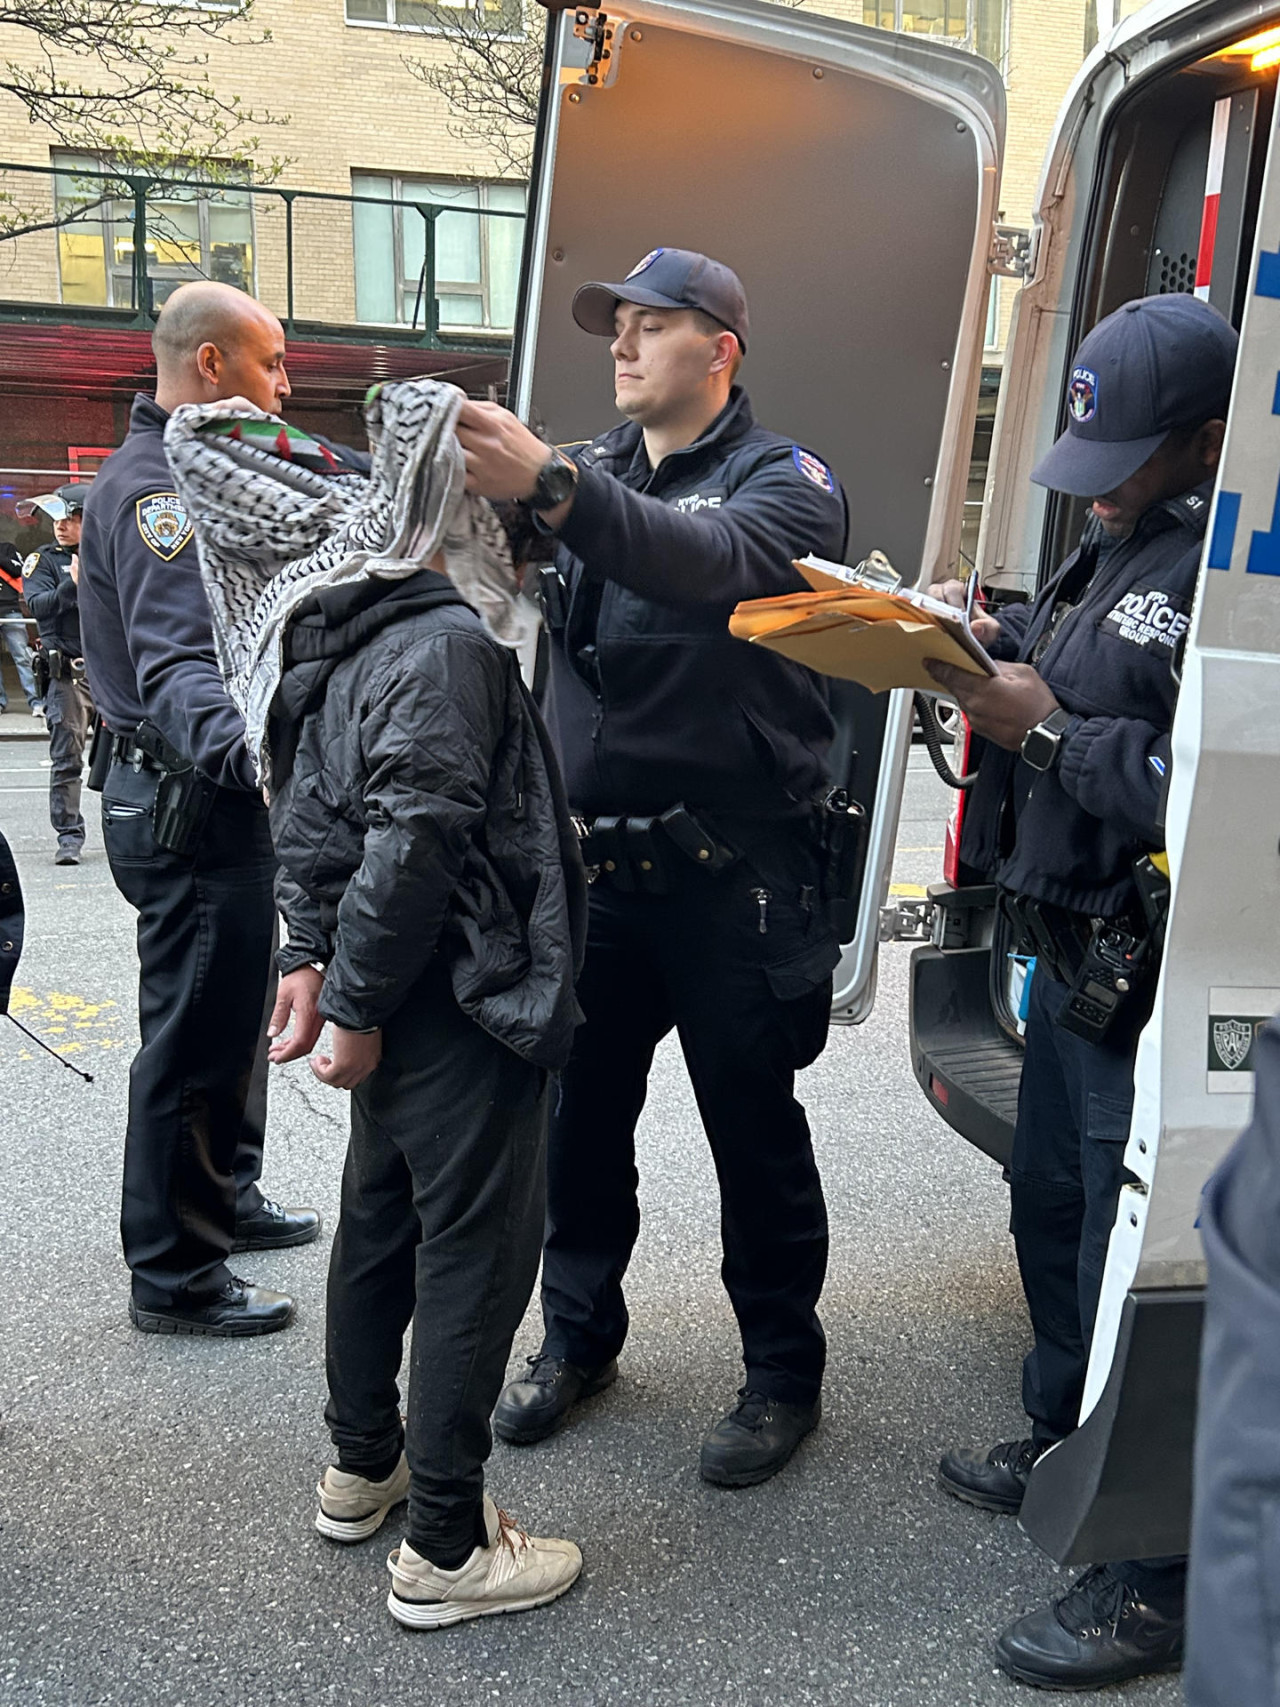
[194,339,223,390]
[708,331,741,383]
[1196,418,1227,476]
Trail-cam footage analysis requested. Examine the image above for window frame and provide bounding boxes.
[351,172,526,333]
[343,0,523,37]
[864,0,1009,75]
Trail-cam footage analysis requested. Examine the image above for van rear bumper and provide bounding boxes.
[909,943,1021,1169]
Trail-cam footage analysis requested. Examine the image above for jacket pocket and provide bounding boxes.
[764,930,841,1002]
[1085,1091,1133,1145]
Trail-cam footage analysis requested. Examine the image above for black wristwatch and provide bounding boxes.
[525,451,578,512]
[1020,707,1073,772]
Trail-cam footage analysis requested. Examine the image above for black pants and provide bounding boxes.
[325,968,548,1564]
[102,757,274,1307]
[1012,968,1184,1607]
[45,673,91,848]
[541,831,836,1405]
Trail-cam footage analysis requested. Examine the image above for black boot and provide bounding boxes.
[232,1197,322,1252]
[995,1565,1184,1690]
[129,1276,295,1338]
[938,1437,1045,1514]
[493,1352,618,1444]
[699,1391,820,1488]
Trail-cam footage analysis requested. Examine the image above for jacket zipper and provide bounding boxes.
[750,887,771,934]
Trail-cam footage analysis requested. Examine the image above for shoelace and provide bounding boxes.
[990,1439,1038,1475]
[494,1507,530,1558]
[524,1354,568,1387]
[727,1391,772,1433]
[1055,1565,1128,1639]
[257,1197,284,1220]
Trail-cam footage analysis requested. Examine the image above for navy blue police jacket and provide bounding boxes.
[542,387,848,820]
[959,483,1210,919]
[22,544,82,655]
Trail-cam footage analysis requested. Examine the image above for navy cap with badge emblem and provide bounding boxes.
[572,248,750,351]
[1032,293,1238,497]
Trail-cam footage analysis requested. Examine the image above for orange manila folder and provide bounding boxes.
[728,556,997,693]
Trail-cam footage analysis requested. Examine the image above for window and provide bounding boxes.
[352,175,526,332]
[864,0,1007,71]
[345,0,522,31]
[53,152,254,310]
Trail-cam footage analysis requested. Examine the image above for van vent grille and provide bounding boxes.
[1157,251,1197,294]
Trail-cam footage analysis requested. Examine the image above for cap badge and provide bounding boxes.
[1068,366,1098,424]
[625,248,664,280]
[793,446,835,493]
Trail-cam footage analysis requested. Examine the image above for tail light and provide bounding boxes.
[942,714,973,887]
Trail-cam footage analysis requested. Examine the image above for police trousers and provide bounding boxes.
[541,829,837,1405]
[45,673,92,847]
[102,757,274,1306]
[324,967,548,1564]
[1012,968,1185,1602]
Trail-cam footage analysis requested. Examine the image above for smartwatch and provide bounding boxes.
[1020,707,1073,772]
[525,451,578,512]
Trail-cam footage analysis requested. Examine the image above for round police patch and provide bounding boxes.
[1068,365,1098,423]
[135,492,193,561]
[625,248,664,280]
[20,551,39,578]
[792,446,835,493]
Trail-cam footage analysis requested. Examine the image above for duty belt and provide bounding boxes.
[573,805,739,893]
[46,649,87,681]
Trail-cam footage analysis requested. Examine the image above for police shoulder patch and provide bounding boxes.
[135,492,193,560]
[792,446,835,494]
[21,551,40,578]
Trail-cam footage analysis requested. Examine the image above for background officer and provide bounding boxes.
[79,281,320,1339]
[459,248,849,1487]
[19,486,93,864]
[926,294,1237,1690]
[0,542,40,718]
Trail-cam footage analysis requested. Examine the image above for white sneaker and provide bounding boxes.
[315,1454,410,1543]
[386,1495,581,1629]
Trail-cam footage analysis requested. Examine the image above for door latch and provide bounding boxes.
[989,223,1036,279]
[878,898,936,943]
[573,8,616,85]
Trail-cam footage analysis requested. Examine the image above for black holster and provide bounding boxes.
[817,787,868,939]
[126,720,218,856]
[31,644,50,699]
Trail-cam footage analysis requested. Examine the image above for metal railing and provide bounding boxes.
[0,159,526,350]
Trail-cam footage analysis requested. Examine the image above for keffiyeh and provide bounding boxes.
[164,377,535,779]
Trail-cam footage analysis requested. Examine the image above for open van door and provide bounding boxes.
[509,0,1004,1025]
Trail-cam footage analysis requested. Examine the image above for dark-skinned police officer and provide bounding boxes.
[926,294,1237,1690]
[457,248,849,1487]
[19,486,94,865]
[79,281,321,1338]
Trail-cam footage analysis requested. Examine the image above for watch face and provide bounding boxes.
[536,456,577,508]
[1022,727,1056,771]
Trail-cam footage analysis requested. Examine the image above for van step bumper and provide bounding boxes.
[909,944,1021,1168]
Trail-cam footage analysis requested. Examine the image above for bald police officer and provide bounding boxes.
[79,282,321,1338]
[20,485,93,864]
[460,248,849,1487]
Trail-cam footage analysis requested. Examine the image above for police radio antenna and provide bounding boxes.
[4,1012,94,1083]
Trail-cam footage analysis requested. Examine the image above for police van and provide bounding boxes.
[513,0,1280,1571]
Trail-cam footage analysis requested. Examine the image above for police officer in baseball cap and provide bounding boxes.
[923,291,1237,1689]
[18,483,95,864]
[456,248,849,1487]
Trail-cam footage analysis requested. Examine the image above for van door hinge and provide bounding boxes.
[878,898,936,943]
[573,8,615,84]
[989,223,1035,280]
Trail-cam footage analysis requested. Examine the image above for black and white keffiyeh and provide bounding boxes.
[164,377,534,780]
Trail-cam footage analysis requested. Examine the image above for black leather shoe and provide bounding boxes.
[231,1197,322,1252]
[938,1437,1045,1514]
[129,1276,295,1338]
[995,1565,1184,1690]
[699,1390,820,1488]
[492,1352,618,1444]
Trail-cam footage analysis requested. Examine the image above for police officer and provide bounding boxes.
[458,248,849,1486]
[79,280,320,1338]
[20,487,94,864]
[926,294,1238,1689]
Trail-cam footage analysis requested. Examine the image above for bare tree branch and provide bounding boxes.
[404,3,542,179]
[0,0,287,238]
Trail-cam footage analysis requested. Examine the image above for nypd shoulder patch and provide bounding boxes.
[792,446,835,494]
[135,492,193,561]
[21,551,40,578]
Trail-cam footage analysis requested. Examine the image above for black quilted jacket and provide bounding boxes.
[270,570,586,1071]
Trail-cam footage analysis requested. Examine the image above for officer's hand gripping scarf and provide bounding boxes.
[164,377,534,782]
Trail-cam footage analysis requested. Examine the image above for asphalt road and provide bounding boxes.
[0,734,1183,1707]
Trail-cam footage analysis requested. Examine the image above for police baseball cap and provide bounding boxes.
[572,248,749,351]
[15,483,91,521]
[1032,294,1237,497]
